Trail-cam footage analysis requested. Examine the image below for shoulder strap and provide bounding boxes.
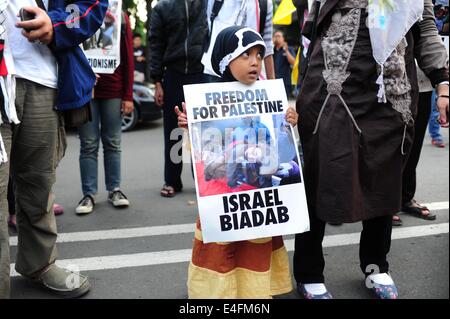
[204,0,224,52]
[259,0,267,37]
[210,0,224,24]
[35,0,47,11]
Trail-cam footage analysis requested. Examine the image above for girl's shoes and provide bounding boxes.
[367,273,398,299]
[297,283,333,299]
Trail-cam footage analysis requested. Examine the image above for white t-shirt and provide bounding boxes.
[5,0,57,88]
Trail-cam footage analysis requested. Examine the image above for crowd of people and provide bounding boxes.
[0,0,448,300]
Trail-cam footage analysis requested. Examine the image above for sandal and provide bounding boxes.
[160,185,176,198]
[401,199,436,220]
[392,214,403,227]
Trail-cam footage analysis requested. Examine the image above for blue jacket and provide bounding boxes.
[47,0,108,110]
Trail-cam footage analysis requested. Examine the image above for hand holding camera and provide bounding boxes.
[16,6,54,45]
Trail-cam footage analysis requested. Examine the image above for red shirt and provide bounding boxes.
[94,13,134,102]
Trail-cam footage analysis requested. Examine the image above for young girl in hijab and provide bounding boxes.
[176,26,298,299]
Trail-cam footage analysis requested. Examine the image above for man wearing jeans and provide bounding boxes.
[0,0,107,299]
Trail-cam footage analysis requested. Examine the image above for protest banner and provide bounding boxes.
[82,0,122,74]
[184,79,310,243]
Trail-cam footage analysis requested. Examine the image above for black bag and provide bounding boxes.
[36,0,92,127]
[64,103,92,127]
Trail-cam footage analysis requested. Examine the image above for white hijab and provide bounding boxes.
[367,0,424,102]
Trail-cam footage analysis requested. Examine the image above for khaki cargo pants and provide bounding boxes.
[0,78,66,298]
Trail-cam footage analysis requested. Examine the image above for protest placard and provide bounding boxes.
[82,0,122,74]
[184,79,310,243]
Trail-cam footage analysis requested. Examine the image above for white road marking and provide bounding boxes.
[9,223,195,246]
[10,223,449,277]
[9,201,449,246]
[422,201,449,211]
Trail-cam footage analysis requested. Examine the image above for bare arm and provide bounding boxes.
[284,45,296,65]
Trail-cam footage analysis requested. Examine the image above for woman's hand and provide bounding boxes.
[174,102,188,129]
[121,100,134,115]
[285,107,299,126]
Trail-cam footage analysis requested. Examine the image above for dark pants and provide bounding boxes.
[401,91,432,206]
[284,84,292,99]
[293,211,393,284]
[162,69,205,190]
[7,177,15,216]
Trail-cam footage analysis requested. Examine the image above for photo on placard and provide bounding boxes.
[82,0,122,73]
[434,0,449,35]
[191,114,302,198]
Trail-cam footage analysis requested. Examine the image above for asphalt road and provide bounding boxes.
[8,117,449,299]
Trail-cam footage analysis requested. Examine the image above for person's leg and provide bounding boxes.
[293,210,327,284]
[0,123,12,299]
[162,70,184,193]
[7,176,16,229]
[78,100,100,197]
[402,91,431,205]
[10,79,62,276]
[98,98,122,192]
[360,214,398,298]
[98,98,129,206]
[428,91,444,145]
[293,209,331,298]
[398,91,434,222]
[7,176,15,216]
[359,215,392,277]
[284,84,291,99]
[11,79,89,297]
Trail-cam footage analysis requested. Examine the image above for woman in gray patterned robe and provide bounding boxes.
[294,0,449,299]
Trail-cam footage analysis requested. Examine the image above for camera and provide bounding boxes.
[19,8,36,31]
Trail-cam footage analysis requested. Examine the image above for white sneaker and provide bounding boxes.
[108,189,129,207]
[75,195,95,215]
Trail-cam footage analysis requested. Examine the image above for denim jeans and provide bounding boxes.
[428,91,443,141]
[78,98,122,196]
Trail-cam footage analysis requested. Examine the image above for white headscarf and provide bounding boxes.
[367,0,424,102]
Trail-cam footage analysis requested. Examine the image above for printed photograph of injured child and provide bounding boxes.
[191,114,302,197]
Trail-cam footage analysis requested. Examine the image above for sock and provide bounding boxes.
[303,283,328,295]
[369,273,394,285]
